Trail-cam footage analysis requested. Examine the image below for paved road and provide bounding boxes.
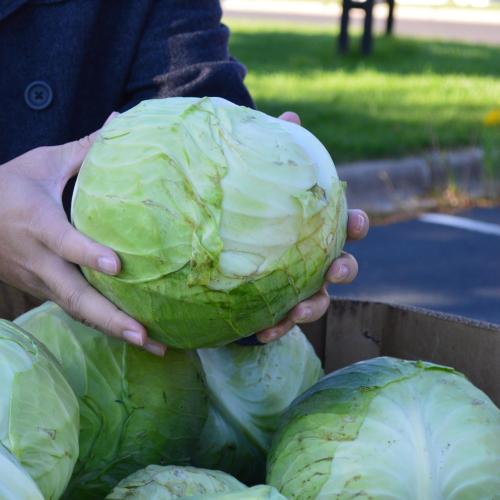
[329,206,500,325]
[223,9,500,46]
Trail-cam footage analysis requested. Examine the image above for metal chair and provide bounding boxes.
[339,0,395,55]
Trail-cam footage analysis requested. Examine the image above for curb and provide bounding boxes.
[337,147,493,215]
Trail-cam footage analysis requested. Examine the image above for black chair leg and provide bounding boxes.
[361,0,374,55]
[386,0,395,35]
[338,0,393,55]
[339,0,350,53]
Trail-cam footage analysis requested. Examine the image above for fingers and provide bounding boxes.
[57,132,98,179]
[257,286,330,344]
[39,255,166,356]
[143,339,168,357]
[103,111,120,126]
[325,211,366,285]
[255,210,366,345]
[256,317,295,344]
[59,111,120,177]
[347,209,369,241]
[326,252,359,284]
[44,259,145,342]
[30,201,121,275]
[278,111,301,125]
[288,285,331,323]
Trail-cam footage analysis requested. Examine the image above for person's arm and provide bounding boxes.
[119,0,254,110]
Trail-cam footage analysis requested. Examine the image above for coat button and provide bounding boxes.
[24,81,53,110]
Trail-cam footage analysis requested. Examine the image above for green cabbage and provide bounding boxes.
[16,302,208,499]
[187,485,287,500]
[71,96,347,348]
[0,443,43,500]
[105,465,286,499]
[267,356,500,499]
[194,326,323,484]
[0,320,79,500]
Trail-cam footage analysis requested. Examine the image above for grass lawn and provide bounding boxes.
[227,20,500,163]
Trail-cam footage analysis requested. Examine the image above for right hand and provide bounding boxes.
[0,119,166,356]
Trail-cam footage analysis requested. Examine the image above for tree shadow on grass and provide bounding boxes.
[230,29,500,78]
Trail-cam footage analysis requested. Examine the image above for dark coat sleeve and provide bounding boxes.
[120,0,254,110]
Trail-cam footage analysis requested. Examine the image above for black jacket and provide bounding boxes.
[0,0,254,164]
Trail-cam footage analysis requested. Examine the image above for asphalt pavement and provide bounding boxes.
[331,206,500,325]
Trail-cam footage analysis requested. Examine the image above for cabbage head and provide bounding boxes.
[194,325,323,484]
[0,320,79,500]
[71,96,347,349]
[105,465,286,499]
[0,443,43,500]
[16,302,208,499]
[187,485,286,500]
[267,356,500,499]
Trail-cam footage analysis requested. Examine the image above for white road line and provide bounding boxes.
[418,213,500,236]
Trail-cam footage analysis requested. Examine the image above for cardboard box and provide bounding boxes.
[0,282,42,322]
[302,298,500,406]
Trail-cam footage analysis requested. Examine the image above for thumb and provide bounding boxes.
[278,111,301,125]
[61,111,120,177]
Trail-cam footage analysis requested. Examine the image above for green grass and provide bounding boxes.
[227,21,500,163]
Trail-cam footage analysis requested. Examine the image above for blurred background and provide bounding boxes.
[221,0,500,324]
[222,0,500,163]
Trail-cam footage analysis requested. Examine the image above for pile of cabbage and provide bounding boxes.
[1,98,499,499]
[8,302,323,499]
[3,306,500,499]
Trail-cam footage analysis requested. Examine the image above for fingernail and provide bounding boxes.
[296,306,312,322]
[260,330,279,343]
[123,330,144,346]
[144,342,166,357]
[98,256,118,274]
[354,213,366,233]
[332,264,349,281]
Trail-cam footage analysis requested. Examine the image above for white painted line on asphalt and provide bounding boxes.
[418,213,500,236]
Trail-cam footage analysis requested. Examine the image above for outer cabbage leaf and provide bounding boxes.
[72,96,347,348]
[0,443,44,500]
[267,356,500,500]
[194,325,323,484]
[16,302,208,499]
[0,320,79,500]
[188,485,287,499]
[105,465,286,499]
[105,465,246,499]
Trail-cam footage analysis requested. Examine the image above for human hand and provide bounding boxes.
[0,115,166,356]
[256,111,369,343]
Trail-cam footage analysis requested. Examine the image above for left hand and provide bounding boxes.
[256,112,369,343]
[0,113,166,357]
